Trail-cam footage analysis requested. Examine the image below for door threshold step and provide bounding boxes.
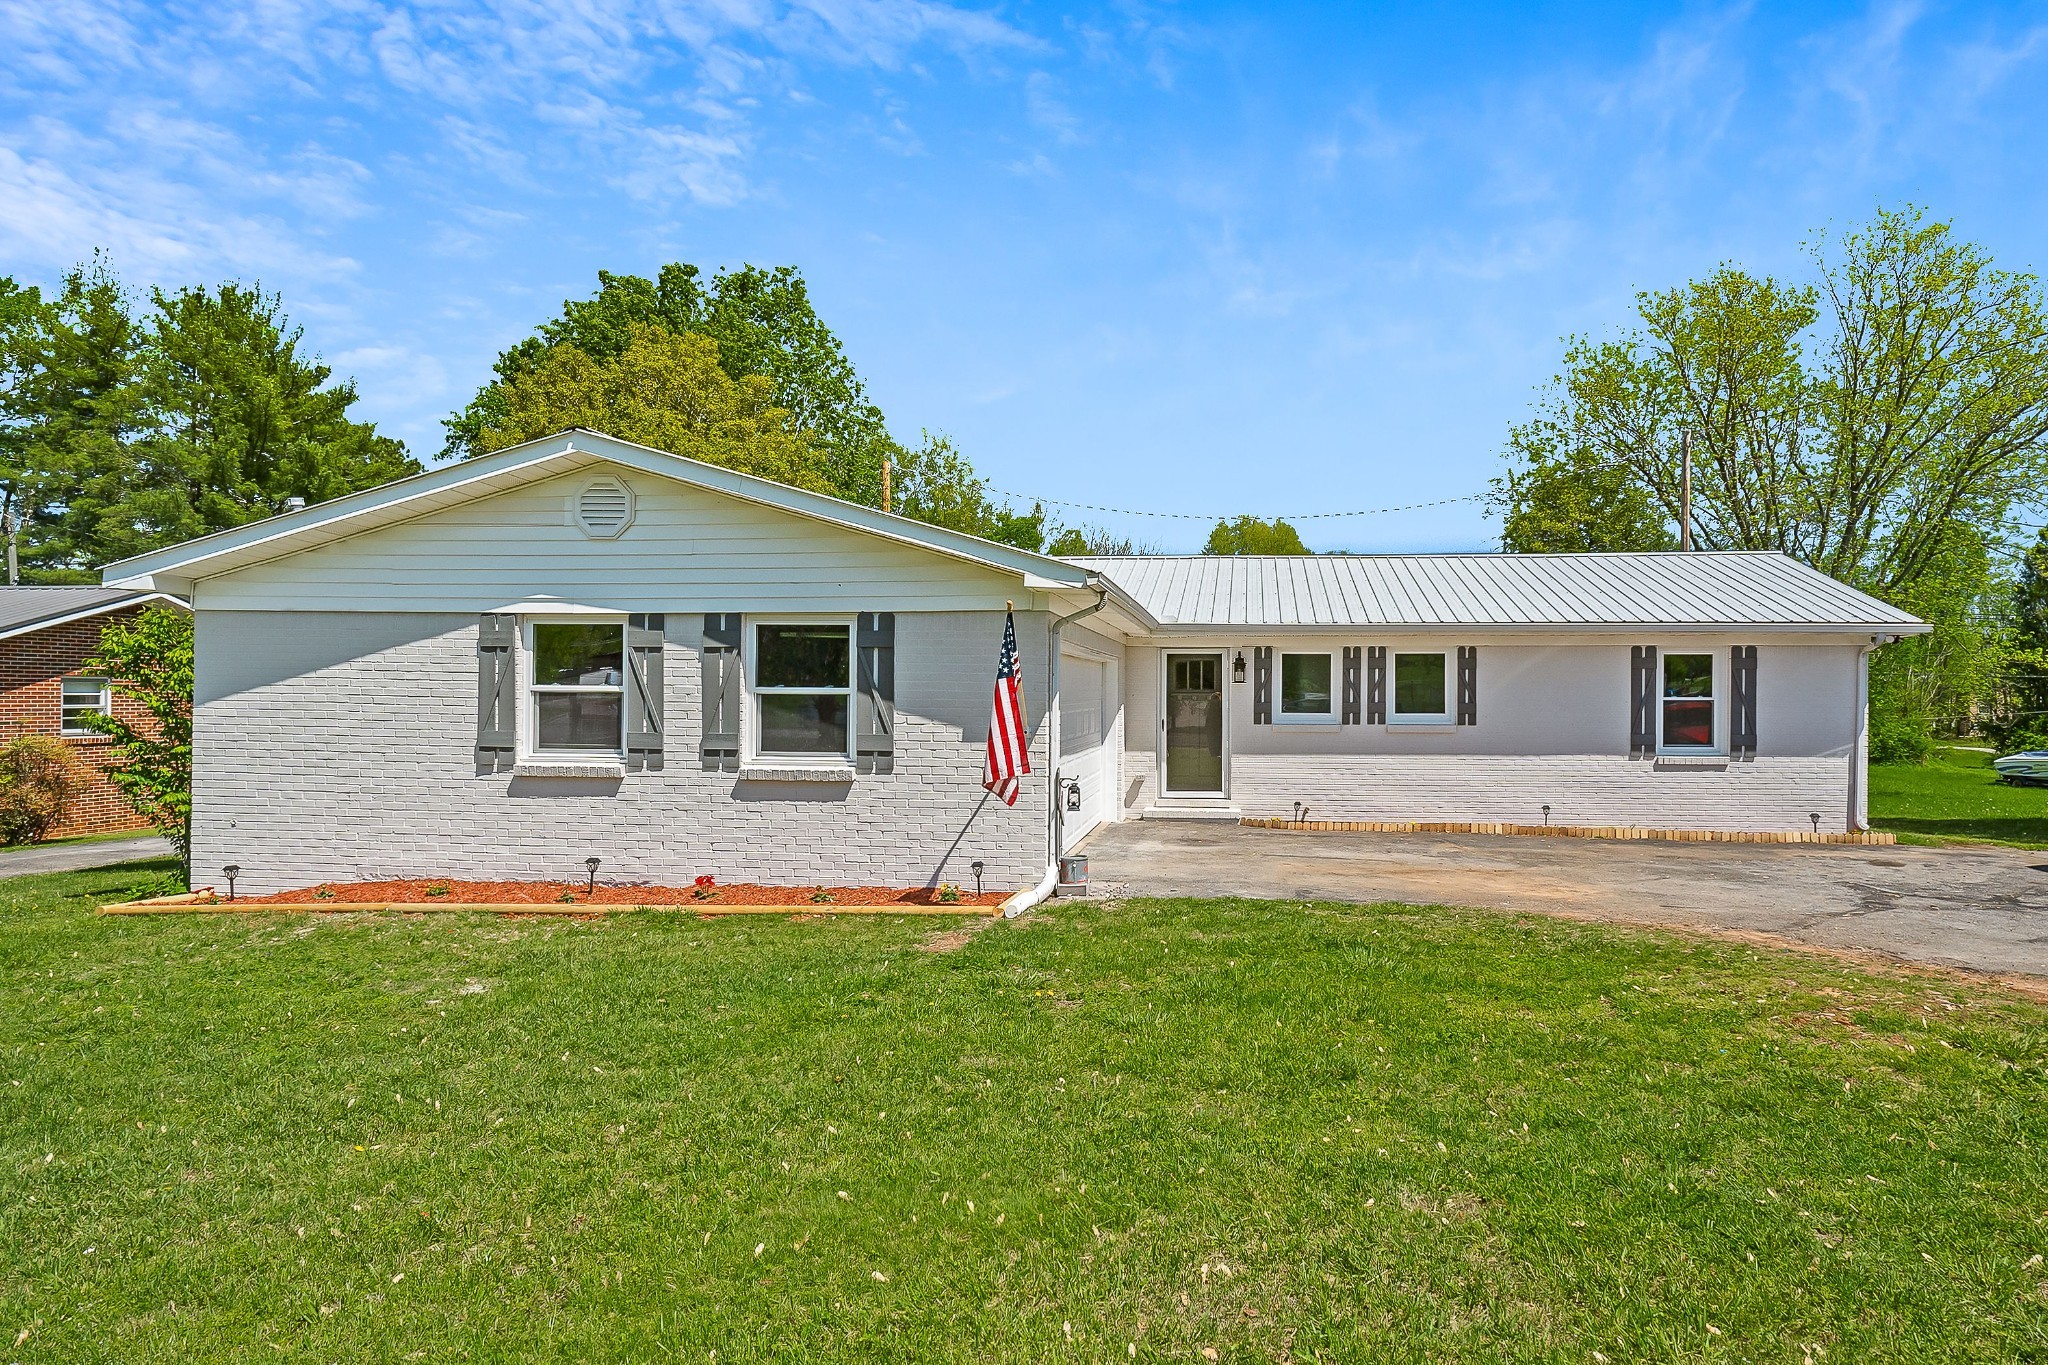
[1141,805,1244,822]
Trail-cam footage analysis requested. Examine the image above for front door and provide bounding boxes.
[1164,652,1224,795]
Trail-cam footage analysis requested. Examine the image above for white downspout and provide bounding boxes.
[1850,641,1874,832]
[1001,580,1109,919]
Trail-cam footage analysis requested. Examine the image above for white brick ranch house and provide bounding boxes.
[102,429,1927,897]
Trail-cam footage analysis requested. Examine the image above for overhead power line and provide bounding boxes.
[987,489,1489,523]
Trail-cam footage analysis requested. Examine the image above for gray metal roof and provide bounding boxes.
[1065,552,1926,631]
[0,587,171,640]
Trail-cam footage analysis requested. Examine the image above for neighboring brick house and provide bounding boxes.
[0,587,188,838]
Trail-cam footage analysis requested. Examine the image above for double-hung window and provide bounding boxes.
[1661,652,1716,750]
[60,677,109,736]
[753,622,853,758]
[1391,651,1449,723]
[529,621,625,753]
[1277,652,1334,722]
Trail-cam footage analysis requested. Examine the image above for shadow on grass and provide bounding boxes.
[51,857,185,904]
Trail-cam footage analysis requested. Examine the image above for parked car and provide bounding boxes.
[1992,750,2048,786]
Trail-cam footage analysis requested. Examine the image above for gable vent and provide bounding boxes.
[573,477,634,539]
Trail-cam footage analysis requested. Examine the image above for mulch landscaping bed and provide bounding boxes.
[252,879,1005,907]
[103,878,1007,915]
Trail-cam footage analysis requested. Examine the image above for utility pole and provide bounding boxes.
[1,491,16,587]
[1679,429,1693,552]
[881,457,892,514]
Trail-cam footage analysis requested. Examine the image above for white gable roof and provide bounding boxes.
[1067,553,1927,634]
[101,429,1103,600]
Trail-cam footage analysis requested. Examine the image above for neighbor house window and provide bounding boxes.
[60,677,109,736]
[529,621,625,753]
[1391,652,1448,722]
[1662,652,1715,749]
[754,622,853,757]
[1277,652,1334,721]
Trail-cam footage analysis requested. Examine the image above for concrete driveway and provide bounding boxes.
[0,834,174,879]
[1080,821,2048,985]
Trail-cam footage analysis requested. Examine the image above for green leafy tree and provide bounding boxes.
[1491,440,1676,553]
[891,432,1048,552]
[1994,527,2048,752]
[469,323,836,494]
[84,283,418,564]
[0,259,143,581]
[78,606,193,867]
[1866,525,2006,762]
[1492,209,2048,589]
[449,263,893,503]
[1046,525,1158,556]
[0,266,415,576]
[1204,515,1308,555]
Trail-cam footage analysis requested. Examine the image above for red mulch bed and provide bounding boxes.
[228,879,1007,908]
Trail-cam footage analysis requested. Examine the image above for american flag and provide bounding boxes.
[983,610,1031,806]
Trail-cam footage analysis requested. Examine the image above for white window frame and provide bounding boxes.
[1657,648,1721,755]
[1274,649,1338,725]
[1388,649,1451,724]
[523,616,628,759]
[747,616,857,764]
[60,676,110,737]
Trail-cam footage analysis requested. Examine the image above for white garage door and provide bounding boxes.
[1059,654,1113,851]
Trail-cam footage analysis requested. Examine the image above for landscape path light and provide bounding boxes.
[584,857,601,894]
[222,865,240,902]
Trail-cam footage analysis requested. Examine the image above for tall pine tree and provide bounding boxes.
[0,267,416,577]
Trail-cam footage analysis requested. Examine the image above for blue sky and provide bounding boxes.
[3,1,2046,551]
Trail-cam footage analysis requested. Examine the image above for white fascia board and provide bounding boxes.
[0,592,190,643]
[100,429,1096,593]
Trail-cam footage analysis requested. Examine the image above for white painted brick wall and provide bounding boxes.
[1229,753,1855,833]
[192,611,1050,894]
[1117,637,1861,831]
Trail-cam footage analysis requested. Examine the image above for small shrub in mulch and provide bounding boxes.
[224,879,1008,907]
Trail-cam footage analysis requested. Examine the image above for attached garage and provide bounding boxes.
[1058,645,1118,851]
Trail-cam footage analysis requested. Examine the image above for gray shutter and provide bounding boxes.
[476,614,516,773]
[1630,645,1658,757]
[625,613,665,772]
[856,612,895,774]
[1366,646,1387,725]
[1731,644,1758,756]
[701,613,742,770]
[1341,646,1362,724]
[1456,646,1478,726]
[1252,646,1273,724]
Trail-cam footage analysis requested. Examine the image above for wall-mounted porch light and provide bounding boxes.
[1232,651,1247,683]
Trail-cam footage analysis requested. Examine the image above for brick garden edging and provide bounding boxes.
[1240,817,1897,846]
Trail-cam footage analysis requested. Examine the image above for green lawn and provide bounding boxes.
[1870,746,2048,849]
[4,861,2046,1362]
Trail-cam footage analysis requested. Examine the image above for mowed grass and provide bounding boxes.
[4,862,2046,1362]
[1870,747,2048,849]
